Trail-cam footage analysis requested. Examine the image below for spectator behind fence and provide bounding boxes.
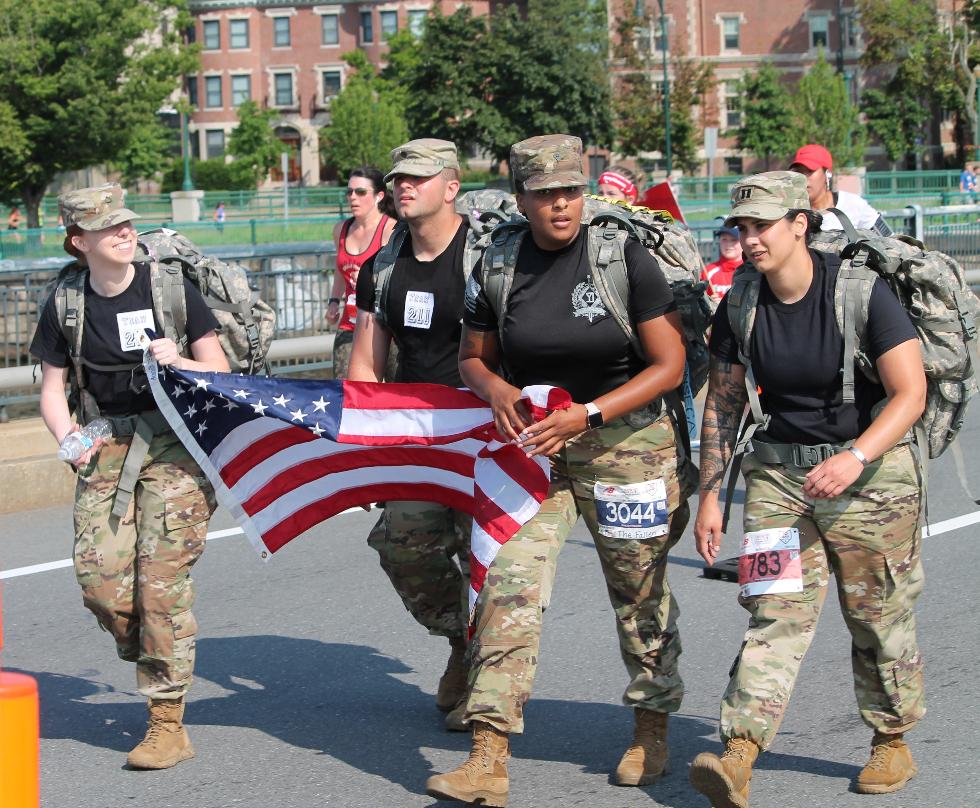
[960,163,977,202]
[213,201,226,232]
[789,144,892,236]
[701,223,743,303]
[7,207,21,230]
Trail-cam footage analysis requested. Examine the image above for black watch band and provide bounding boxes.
[585,402,604,430]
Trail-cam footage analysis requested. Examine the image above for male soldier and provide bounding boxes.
[348,139,472,726]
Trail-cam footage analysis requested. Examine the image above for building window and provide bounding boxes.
[274,72,294,107]
[380,10,398,40]
[229,19,249,49]
[321,13,339,45]
[725,156,744,175]
[810,15,829,49]
[204,75,222,109]
[842,12,859,47]
[408,10,426,37]
[231,75,251,107]
[273,17,291,47]
[724,81,741,129]
[360,11,374,44]
[186,75,198,108]
[322,70,342,101]
[202,20,220,50]
[722,17,740,51]
[206,130,225,160]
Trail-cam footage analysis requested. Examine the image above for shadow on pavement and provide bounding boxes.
[15,633,860,805]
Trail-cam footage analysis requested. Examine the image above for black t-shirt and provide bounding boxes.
[464,225,676,403]
[356,220,467,386]
[31,263,219,415]
[709,250,917,444]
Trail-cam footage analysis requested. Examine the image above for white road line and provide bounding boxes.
[0,505,377,581]
[2,505,972,581]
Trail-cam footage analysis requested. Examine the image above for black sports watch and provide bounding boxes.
[585,402,604,430]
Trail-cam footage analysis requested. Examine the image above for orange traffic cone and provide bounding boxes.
[0,584,40,807]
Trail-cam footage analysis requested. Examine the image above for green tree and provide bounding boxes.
[736,62,795,169]
[790,52,865,167]
[227,100,283,186]
[319,53,409,177]
[0,0,197,226]
[858,0,968,167]
[668,55,717,175]
[113,118,178,187]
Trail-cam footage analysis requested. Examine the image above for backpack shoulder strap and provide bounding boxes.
[55,266,97,420]
[481,221,529,345]
[372,221,410,328]
[585,219,640,355]
[149,261,188,351]
[833,260,878,403]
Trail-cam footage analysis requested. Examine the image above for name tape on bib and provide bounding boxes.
[404,290,434,329]
[594,479,669,539]
[738,527,803,598]
[117,309,154,353]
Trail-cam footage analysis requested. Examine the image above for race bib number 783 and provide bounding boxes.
[738,527,803,598]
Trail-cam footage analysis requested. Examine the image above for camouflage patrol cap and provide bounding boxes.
[725,171,810,226]
[510,134,587,191]
[58,183,140,231]
[385,138,460,182]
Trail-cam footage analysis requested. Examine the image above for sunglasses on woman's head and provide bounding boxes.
[345,187,372,197]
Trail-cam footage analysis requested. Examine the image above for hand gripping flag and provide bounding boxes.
[144,353,569,614]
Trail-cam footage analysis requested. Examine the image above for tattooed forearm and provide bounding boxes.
[699,359,748,494]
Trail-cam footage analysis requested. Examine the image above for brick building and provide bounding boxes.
[610,0,960,176]
[186,0,494,186]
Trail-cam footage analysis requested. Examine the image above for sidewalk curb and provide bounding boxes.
[0,419,75,513]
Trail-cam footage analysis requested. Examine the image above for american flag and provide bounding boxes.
[144,354,567,612]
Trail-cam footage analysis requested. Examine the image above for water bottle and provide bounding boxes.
[58,418,113,462]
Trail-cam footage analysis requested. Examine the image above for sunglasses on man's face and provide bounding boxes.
[345,187,372,197]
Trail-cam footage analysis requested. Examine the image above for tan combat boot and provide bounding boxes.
[426,721,510,807]
[689,737,759,808]
[855,732,917,794]
[444,698,468,732]
[615,709,670,786]
[126,698,195,770]
[436,640,468,712]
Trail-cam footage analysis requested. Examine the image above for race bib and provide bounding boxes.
[594,479,669,539]
[404,290,434,329]
[116,309,154,353]
[738,527,803,598]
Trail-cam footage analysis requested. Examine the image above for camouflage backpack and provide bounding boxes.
[724,207,980,511]
[136,227,276,374]
[370,188,519,326]
[480,195,712,395]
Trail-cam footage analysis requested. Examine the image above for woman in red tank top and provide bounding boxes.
[327,167,396,378]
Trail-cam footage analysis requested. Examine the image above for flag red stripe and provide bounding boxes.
[470,483,523,544]
[469,558,487,594]
[342,381,488,410]
[336,426,495,447]
[259,483,478,553]
[479,444,552,504]
[220,425,316,488]
[239,446,477,515]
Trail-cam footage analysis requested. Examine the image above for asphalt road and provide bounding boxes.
[3,410,980,808]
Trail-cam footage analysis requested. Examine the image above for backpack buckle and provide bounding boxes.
[791,443,836,468]
[65,307,78,328]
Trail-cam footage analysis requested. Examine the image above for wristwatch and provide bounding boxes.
[584,402,604,430]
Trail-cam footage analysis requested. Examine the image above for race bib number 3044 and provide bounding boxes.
[594,479,669,539]
[738,527,803,598]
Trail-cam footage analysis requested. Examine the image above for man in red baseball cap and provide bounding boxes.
[789,143,892,235]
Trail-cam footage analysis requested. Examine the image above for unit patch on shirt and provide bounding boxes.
[571,276,607,323]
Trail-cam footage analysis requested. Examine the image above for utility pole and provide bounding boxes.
[181,109,194,192]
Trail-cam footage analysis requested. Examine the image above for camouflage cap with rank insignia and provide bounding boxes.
[510,134,588,191]
[384,138,460,182]
[725,171,810,226]
[58,183,140,231]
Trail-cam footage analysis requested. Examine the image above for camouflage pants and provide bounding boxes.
[367,501,472,644]
[464,414,698,734]
[331,330,353,380]
[721,445,925,749]
[72,430,216,700]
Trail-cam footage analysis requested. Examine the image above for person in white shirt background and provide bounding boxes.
[788,143,893,236]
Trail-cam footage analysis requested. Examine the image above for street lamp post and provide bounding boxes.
[635,0,672,176]
[181,109,194,192]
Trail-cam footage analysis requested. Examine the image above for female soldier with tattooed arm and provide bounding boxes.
[690,171,927,808]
